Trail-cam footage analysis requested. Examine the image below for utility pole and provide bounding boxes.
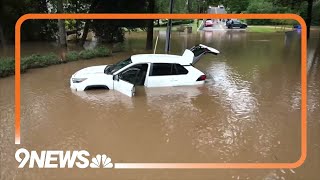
[165,0,174,54]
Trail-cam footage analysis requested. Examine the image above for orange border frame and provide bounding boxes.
[15,14,307,169]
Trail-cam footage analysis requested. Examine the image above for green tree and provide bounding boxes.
[222,0,249,13]
[91,0,148,43]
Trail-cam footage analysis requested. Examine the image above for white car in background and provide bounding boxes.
[70,44,220,97]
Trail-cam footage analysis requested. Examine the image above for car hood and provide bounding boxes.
[72,65,108,77]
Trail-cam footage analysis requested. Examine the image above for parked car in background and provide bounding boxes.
[205,19,214,27]
[226,20,247,29]
[70,44,220,97]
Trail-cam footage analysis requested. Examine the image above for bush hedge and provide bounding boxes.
[155,19,194,27]
[0,46,112,78]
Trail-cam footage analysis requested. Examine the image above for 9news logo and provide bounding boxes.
[15,148,113,168]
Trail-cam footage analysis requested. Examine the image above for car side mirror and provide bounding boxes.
[113,74,119,81]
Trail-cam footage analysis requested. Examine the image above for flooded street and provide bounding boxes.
[1,30,320,179]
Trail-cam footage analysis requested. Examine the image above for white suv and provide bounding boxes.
[70,44,219,97]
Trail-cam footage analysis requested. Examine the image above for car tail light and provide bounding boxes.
[197,75,206,81]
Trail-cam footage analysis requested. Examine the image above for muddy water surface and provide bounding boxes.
[1,31,320,179]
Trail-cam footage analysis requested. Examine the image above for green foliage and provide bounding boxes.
[91,0,149,43]
[244,0,318,26]
[92,26,126,43]
[246,0,275,25]
[312,1,320,26]
[0,0,58,41]
[0,47,112,78]
[65,51,80,61]
[78,46,112,59]
[155,19,194,27]
[0,0,318,43]
[155,0,201,14]
[94,46,113,57]
[223,0,249,13]
[78,49,97,59]
[22,53,60,69]
[66,46,111,61]
[247,0,274,13]
[112,43,126,53]
[65,20,77,30]
[77,46,112,59]
[0,58,15,77]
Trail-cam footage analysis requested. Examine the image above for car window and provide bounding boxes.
[150,63,188,76]
[105,58,132,74]
[119,64,149,85]
[191,46,206,57]
[150,63,175,76]
[174,64,188,75]
[120,68,140,84]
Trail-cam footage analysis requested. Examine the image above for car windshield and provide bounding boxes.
[105,58,132,74]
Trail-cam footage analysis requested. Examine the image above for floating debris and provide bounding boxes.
[290,169,296,174]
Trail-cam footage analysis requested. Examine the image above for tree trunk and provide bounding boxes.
[75,0,80,42]
[0,0,6,54]
[306,0,314,39]
[57,0,67,47]
[146,0,155,50]
[80,21,90,46]
[0,24,7,56]
[80,0,98,46]
[186,0,191,13]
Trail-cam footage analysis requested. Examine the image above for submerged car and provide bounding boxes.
[70,44,220,97]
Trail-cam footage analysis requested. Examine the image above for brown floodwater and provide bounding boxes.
[1,30,320,179]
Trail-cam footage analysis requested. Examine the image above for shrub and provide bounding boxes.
[0,58,15,77]
[0,46,112,78]
[112,43,125,53]
[66,51,79,62]
[94,46,112,57]
[21,53,60,69]
[79,46,112,59]
[79,49,96,59]
[155,19,194,27]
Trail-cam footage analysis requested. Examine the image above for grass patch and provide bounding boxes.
[247,26,293,33]
[0,46,112,78]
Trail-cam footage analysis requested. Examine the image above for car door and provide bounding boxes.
[233,21,241,28]
[147,63,191,87]
[113,68,140,97]
[147,63,177,87]
[187,44,220,65]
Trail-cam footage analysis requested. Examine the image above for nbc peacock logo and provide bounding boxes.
[90,154,113,168]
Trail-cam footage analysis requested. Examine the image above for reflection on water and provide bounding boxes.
[1,30,320,179]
